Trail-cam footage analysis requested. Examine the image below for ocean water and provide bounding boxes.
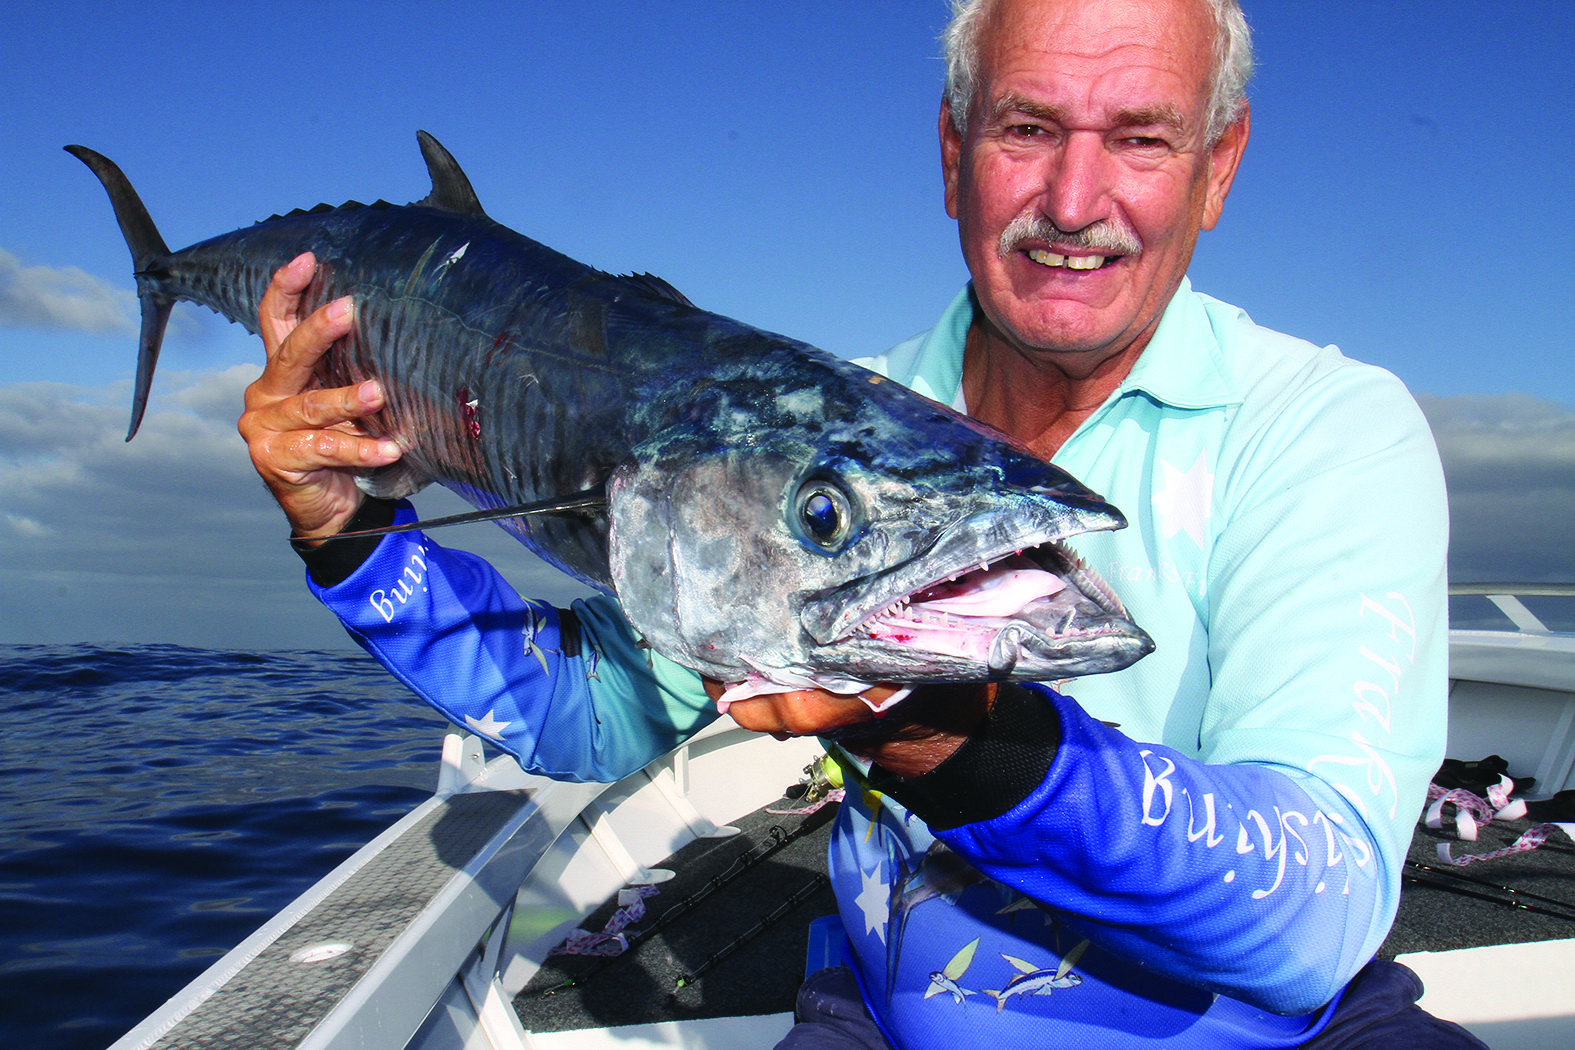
[0,644,451,1050]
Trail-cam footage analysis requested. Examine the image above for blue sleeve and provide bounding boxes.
[306,502,719,783]
[878,683,1380,1015]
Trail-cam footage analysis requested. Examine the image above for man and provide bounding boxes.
[240,1,1479,1045]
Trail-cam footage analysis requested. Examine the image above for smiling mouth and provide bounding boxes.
[1026,248,1120,271]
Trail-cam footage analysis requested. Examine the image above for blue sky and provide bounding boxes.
[2,1,1572,648]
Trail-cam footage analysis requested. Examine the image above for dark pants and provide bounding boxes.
[776,960,1489,1049]
[1302,960,1488,1050]
[775,966,893,1050]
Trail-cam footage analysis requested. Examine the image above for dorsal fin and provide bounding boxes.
[415,130,487,216]
[618,271,697,309]
[263,199,393,224]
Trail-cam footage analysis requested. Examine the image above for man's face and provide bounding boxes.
[943,0,1247,375]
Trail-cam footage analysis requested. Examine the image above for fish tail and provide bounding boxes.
[64,144,175,441]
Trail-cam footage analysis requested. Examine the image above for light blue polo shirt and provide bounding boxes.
[862,280,1450,929]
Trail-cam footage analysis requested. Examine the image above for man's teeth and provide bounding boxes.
[1027,248,1107,270]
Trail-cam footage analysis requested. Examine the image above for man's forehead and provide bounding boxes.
[980,0,1214,80]
[976,0,1214,126]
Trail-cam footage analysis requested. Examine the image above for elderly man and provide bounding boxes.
[241,0,1480,1046]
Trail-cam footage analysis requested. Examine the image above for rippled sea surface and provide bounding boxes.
[0,644,449,1050]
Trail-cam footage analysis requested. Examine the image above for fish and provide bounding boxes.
[925,937,981,1006]
[980,944,1088,1012]
[66,131,1153,698]
[890,842,990,999]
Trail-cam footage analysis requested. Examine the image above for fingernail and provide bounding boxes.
[378,439,402,458]
[357,379,381,402]
[330,296,354,321]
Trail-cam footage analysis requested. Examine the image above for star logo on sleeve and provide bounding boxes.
[855,863,890,944]
[1151,451,1214,549]
[465,709,512,741]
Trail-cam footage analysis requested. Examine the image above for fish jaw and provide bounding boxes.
[800,504,1155,683]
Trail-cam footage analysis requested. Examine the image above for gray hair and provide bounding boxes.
[941,0,1254,145]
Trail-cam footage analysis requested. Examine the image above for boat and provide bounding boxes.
[107,584,1575,1050]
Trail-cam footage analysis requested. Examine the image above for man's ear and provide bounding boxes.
[1201,103,1249,231]
[940,100,964,220]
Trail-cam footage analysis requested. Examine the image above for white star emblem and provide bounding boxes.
[465,709,512,741]
[1152,451,1214,549]
[854,864,889,944]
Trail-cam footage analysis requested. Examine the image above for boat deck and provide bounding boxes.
[96,592,1575,1050]
[515,794,838,1033]
[1386,816,1575,957]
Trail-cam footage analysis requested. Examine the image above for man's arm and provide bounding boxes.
[304,502,719,781]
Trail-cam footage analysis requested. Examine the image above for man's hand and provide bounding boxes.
[706,680,996,779]
[237,253,402,543]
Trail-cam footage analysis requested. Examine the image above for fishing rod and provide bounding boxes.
[1402,860,1575,923]
[528,804,836,998]
[316,488,608,542]
[671,872,832,994]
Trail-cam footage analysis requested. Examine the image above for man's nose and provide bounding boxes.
[1041,131,1114,232]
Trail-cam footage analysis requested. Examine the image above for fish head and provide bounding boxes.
[606,377,1153,691]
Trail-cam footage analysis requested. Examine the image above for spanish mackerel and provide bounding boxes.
[67,132,1152,696]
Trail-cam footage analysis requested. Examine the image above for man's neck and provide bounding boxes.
[960,320,1146,459]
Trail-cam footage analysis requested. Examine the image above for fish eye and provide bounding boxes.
[794,480,856,551]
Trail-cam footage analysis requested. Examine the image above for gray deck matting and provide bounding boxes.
[1383,816,1575,958]
[145,789,531,1049]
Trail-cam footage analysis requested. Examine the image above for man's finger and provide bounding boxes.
[258,252,319,353]
[244,377,384,431]
[251,294,355,401]
[251,427,402,479]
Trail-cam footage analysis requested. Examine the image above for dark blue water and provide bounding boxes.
[0,644,450,1050]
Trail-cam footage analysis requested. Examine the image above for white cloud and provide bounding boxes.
[0,368,591,649]
[0,248,136,332]
[1419,393,1575,585]
[3,512,50,537]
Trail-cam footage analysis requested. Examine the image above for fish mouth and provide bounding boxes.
[800,518,1153,680]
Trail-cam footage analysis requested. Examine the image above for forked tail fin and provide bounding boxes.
[64,144,174,441]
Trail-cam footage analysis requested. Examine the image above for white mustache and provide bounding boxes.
[997,213,1142,258]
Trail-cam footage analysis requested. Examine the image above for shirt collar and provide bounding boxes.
[907,278,1243,413]
[1117,277,1242,410]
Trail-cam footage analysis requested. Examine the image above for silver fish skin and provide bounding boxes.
[67,132,1153,690]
